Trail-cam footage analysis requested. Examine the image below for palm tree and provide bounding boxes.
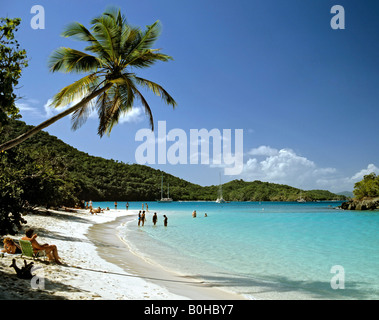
[0,7,176,152]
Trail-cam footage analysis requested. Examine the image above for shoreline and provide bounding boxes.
[0,207,245,300]
[88,212,246,300]
[0,208,182,299]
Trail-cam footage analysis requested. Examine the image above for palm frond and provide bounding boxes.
[96,90,110,137]
[100,87,122,136]
[49,47,103,73]
[96,86,124,137]
[50,73,102,107]
[121,21,161,63]
[70,99,96,131]
[126,49,173,69]
[135,76,177,108]
[96,76,136,136]
[61,22,111,61]
[137,21,161,51]
[132,85,154,131]
[62,22,95,42]
[91,13,119,61]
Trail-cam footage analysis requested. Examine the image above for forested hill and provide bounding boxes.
[1,120,346,205]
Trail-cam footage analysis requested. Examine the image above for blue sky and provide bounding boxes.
[2,0,379,192]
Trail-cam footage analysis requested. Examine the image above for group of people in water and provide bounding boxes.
[138,211,168,227]
[84,200,210,226]
[192,210,207,218]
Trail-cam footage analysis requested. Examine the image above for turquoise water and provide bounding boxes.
[93,201,379,299]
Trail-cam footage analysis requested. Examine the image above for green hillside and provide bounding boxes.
[1,120,346,205]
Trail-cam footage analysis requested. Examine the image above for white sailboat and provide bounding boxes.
[215,173,226,203]
[157,174,173,202]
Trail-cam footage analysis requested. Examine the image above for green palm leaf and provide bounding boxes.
[50,73,102,107]
[48,47,103,73]
[135,76,177,107]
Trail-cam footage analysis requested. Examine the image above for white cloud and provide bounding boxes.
[242,148,319,187]
[43,98,80,118]
[248,145,279,157]
[118,107,144,124]
[16,99,43,117]
[351,164,379,180]
[237,145,378,192]
[43,98,144,125]
[44,99,58,117]
[16,98,76,119]
[17,103,35,112]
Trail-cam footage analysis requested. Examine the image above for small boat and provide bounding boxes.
[215,173,226,203]
[157,174,173,202]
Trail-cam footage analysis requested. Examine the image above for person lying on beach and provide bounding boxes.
[2,238,22,254]
[90,207,103,214]
[22,229,62,265]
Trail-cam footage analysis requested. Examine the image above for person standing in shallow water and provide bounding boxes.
[163,215,168,227]
[141,211,146,226]
[138,211,141,226]
[152,212,157,226]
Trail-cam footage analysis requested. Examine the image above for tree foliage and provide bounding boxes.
[2,120,346,203]
[0,17,28,131]
[353,173,379,200]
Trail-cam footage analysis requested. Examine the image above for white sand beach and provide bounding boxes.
[0,208,245,300]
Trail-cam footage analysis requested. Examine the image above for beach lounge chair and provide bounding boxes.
[19,239,47,261]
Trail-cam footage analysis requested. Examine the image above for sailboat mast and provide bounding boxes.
[219,172,223,198]
[161,174,163,199]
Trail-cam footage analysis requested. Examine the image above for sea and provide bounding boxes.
[92,201,379,300]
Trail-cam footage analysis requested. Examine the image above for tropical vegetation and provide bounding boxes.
[0,17,28,132]
[353,173,379,200]
[0,7,176,152]
[2,119,346,204]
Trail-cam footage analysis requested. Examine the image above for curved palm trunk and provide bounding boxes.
[0,83,112,152]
